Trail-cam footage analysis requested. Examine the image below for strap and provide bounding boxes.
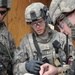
[71,25,75,40]
[32,33,42,60]
[60,14,73,27]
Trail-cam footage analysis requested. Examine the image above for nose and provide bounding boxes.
[36,25,40,28]
[36,23,41,28]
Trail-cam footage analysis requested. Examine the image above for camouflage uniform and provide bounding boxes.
[49,0,75,74]
[13,28,75,75]
[13,2,75,75]
[0,22,16,75]
[0,0,16,75]
[49,0,75,58]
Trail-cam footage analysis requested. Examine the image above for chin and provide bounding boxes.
[36,31,43,35]
[38,33,43,35]
[37,32,44,35]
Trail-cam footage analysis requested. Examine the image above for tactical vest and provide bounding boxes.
[24,30,66,66]
[24,31,72,75]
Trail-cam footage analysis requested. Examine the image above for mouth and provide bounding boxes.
[36,29,43,34]
[37,29,42,32]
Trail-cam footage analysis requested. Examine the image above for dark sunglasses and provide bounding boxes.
[0,10,6,15]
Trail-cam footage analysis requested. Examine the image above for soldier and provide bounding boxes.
[40,0,75,75]
[0,0,16,75]
[49,0,75,39]
[13,2,74,75]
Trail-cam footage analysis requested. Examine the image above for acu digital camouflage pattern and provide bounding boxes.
[49,0,75,24]
[0,23,16,74]
[25,2,45,23]
[13,28,75,75]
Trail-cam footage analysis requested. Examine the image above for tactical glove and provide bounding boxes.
[25,60,43,74]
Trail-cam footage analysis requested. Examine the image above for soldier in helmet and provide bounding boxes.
[0,0,16,75]
[40,0,75,75]
[13,2,74,75]
[49,0,75,39]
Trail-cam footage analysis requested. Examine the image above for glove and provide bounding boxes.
[25,60,43,74]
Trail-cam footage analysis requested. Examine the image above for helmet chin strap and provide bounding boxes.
[63,17,73,27]
[3,11,8,20]
[0,11,8,27]
[0,21,4,28]
[0,18,4,25]
[71,25,75,40]
[0,10,8,23]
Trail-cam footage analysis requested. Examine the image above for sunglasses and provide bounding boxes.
[0,10,6,15]
[31,20,44,28]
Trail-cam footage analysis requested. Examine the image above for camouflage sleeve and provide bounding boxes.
[63,36,75,61]
[59,34,75,74]
[57,32,75,62]
[0,26,16,58]
[69,42,75,60]
[0,25,16,74]
[13,35,31,75]
[8,32,16,58]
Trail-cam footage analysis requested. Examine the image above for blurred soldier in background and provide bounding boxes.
[13,2,74,75]
[40,0,75,75]
[0,0,16,75]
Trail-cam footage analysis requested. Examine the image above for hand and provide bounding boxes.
[25,60,43,74]
[39,63,59,75]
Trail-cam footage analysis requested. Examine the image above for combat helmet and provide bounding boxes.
[49,0,75,25]
[0,0,11,11]
[25,2,48,24]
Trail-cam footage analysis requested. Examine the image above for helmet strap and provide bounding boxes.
[71,25,75,40]
[63,15,73,27]
[58,14,73,27]
[0,11,8,23]
[59,14,75,40]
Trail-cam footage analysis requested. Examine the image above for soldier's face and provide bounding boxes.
[58,11,75,37]
[0,8,7,21]
[30,18,46,35]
